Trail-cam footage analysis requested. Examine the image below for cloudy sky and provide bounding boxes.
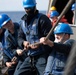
[0,0,49,11]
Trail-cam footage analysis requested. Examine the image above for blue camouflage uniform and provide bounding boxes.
[44,39,75,75]
[14,10,55,75]
[3,22,20,75]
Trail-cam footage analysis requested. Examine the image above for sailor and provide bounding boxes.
[47,6,57,18]
[50,10,69,26]
[40,23,75,75]
[0,14,20,75]
[13,0,55,75]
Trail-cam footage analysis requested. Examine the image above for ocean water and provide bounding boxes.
[0,11,46,23]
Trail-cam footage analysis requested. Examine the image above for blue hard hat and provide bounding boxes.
[23,0,36,8]
[50,10,59,18]
[0,14,11,28]
[54,23,73,34]
[71,3,76,11]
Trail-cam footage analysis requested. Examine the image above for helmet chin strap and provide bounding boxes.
[60,33,65,43]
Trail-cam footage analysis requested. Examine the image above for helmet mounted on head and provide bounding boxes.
[23,0,36,8]
[54,23,73,35]
[0,14,11,28]
[50,10,59,18]
[50,6,56,11]
[71,3,76,11]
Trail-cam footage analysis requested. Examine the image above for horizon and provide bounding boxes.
[0,0,49,11]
